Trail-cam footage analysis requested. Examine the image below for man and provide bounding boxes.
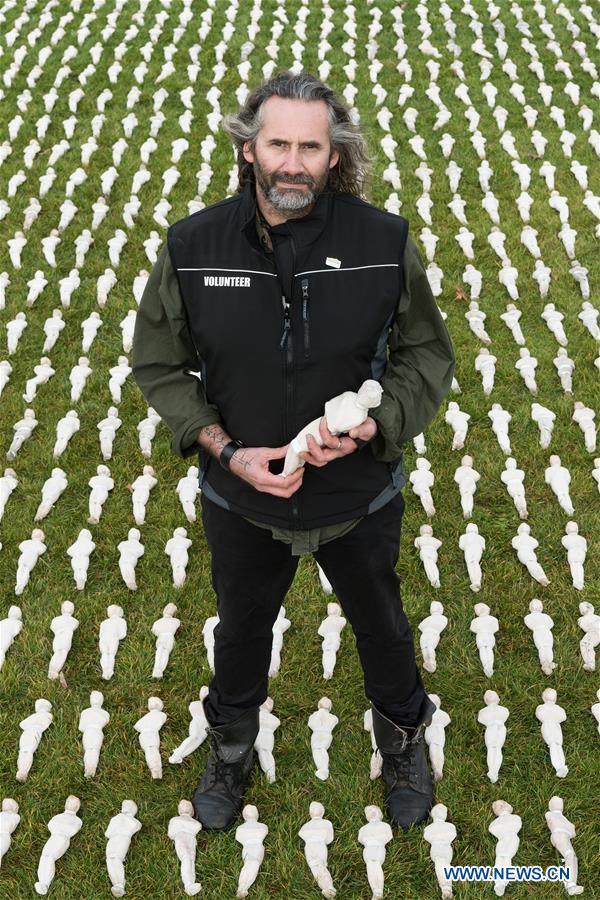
[132,71,455,832]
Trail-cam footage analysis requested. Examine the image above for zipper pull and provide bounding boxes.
[301,279,310,358]
[280,295,291,349]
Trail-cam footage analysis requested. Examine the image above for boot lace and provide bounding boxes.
[384,743,417,789]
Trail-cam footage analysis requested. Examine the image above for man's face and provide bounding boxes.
[242,96,340,215]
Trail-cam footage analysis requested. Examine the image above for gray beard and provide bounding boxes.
[264,183,316,212]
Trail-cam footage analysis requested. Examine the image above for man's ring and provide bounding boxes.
[336,439,342,450]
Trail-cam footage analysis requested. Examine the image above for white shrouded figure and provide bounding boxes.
[88,465,114,524]
[269,606,291,677]
[501,458,528,519]
[318,602,346,679]
[298,801,336,899]
[67,528,96,590]
[23,357,55,402]
[0,468,18,520]
[82,311,102,351]
[167,800,202,896]
[591,690,600,737]
[478,690,509,783]
[134,697,166,779]
[531,403,556,450]
[569,262,589,300]
[35,796,82,895]
[42,309,65,351]
[98,407,122,460]
[99,605,127,680]
[137,407,161,457]
[281,380,383,476]
[35,468,68,520]
[418,601,448,673]
[515,348,538,395]
[169,687,210,764]
[0,798,20,864]
[577,602,599,672]
[108,355,131,404]
[524,599,556,675]
[16,698,53,782]
[454,456,480,518]
[470,603,498,676]
[254,697,280,783]
[177,466,200,522]
[425,694,451,782]
[541,304,568,346]
[572,402,596,453]
[1,605,22,669]
[488,404,512,454]
[105,800,142,897]
[48,601,79,680]
[363,708,383,779]
[489,801,522,897]
[165,527,192,588]
[54,409,81,457]
[15,528,46,595]
[415,525,442,588]
[152,603,181,678]
[498,259,519,300]
[554,349,574,394]
[561,522,587,591]
[235,805,268,899]
[317,562,333,594]
[410,457,436,516]
[536,688,568,777]
[79,691,109,778]
[357,805,393,900]
[308,697,338,781]
[578,301,600,340]
[423,804,457,899]
[593,459,600,496]
[511,524,549,585]
[69,356,92,402]
[128,465,157,525]
[545,796,584,895]
[465,302,490,343]
[545,456,574,515]
[459,524,485,592]
[475,348,496,395]
[203,615,219,672]
[445,401,470,450]
[6,313,28,356]
[500,303,525,345]
[118,528,144,590]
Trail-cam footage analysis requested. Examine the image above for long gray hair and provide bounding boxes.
[221,71,373,197]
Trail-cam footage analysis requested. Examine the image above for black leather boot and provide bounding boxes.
[192,705,259,831]
[371,694,437,830]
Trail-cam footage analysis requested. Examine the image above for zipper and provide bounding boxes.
[301,278,310,358]
[286,234,300,527]
[279,295,291,349]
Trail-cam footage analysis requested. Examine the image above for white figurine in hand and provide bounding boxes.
[0,605,22,669]
[454,456,480,518]
[105,800,142,898]
[577,602,599,672]
[410,457,436,516]
[170,687,209,764]
[445,401,470,450]
[48,601,79,680]
[512,524,549,585]
[488,404,512,454]
[536,688,568,777]
[318,602,346,679]
[254,697,280,783]
[425,694,450,781]
[88,465,114,523]
[134,697,166,779]
[545,456,574,514]
[418,601,448,673]
[99,605,127,680]
[478,690,509,783]
[501,458,528,518]
[0,798,20,864]
[35,468,68,520]
[235,805,268,899]
[177,466,200,522]
[423,804,457,899]
[460,524,485,592]
[16,699,53,782]
[531,403,556,450]
[165,527,192,588]
[269,606,291,677]
[489,801,522,897]
[15,528,46,595]
[79,691,109,778]
[67,528,96,590]
[128,465,157,525]
[308,697,338,781]
[358,806,393,900]
[118,528,144,590]
[561,522,587,591]
[572,401,596,453]
[152,603,181,678]
[524,599,556,675]
[470,603,498,676]
[415,525,442,588]
[545,797,584,896]
[35,796,82,896]
[168,800,202,896]
[298,802,336,899]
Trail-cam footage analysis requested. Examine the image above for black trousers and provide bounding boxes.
[200,491,427,727]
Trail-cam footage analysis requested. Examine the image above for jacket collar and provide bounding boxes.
[240,177,331,250]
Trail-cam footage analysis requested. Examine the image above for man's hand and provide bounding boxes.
[299,416,378,468]
[230,445,304,498]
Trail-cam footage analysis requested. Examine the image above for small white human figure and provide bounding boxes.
[298,801,336,899]
[410,457,436,516]
[176,466,200,522]
[35,468,68,520]
[152,603,181,678]
[52,410,80,458]
[169,686,210,764]
[16,698,53,782]
[35,795,82,895]
[488,404,512,454]
[500,303,525,345]
[498,259,519,300]
[168,800,202,896]
[78,691,110,778]
[15,528,46,595]
[134,696,166,779]
[6,312,28,355]
[554,348,575,394]
[137,407,161,457]
[545,456,575,515]
[42,309,65,352]
[425,694,451,781]
[282,380,383,475]
[465,301,491,343]
[459,524,485,592]
[118,528,144,590]
[254,697,280,783]
[203,614,219,672]
[542,303,568,346]
[454,456,480,518]
[415,525,442,588]
[413,432,427,454]
[501,458,528,519]
[105,800,142,897]
[423,804,457,899]
[7,408,38,460]
[578,301,600,340]
[82,311,102,351]
[591,690,600,737]
[489,800,522,897]
[445,401,470,450]
[512,523,549,585]
[0,467,18,520]
[23,357,55,402]
[108,355,131,404]
[0,797,20,864]
[363,708,383,779]
[48,600,79,680]
[308,697,338,781]
[120,310,137,353]
[515,348,538,395]
[99,605,127,679]
[463,265,482,300]
[235,805,268,899]
[98,406,122,460]
[545,796,584,895]
[475,347,496,395]
[66,528,96,590]
[88,465,114,524]
[572,401,596,453]
[358,805,393,900]
[165,527,192,588]
[524,599,556,675]
[269,605,291,677]
[69,356,92,402]
[561,522,587,591]
[318,602,347,679]
[531,403,556,449]
[316,561,333,594]
[418,601,448,673]
[569,262,589,300]
[128,465,157,525]
[478,690,509,783]
[577,602,599,671]
[0,605,23,669]
[470,603,498,676]
[536,688,568,777]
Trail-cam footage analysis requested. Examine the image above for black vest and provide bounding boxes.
[167,181,409,529]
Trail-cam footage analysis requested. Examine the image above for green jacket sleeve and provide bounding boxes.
[369,234,455,462]
[131,242,222,459]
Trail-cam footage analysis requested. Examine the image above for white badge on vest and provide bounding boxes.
[326,256,341,268]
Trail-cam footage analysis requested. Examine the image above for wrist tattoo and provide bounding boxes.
[232,449,254,471]
[198,424,230,459]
